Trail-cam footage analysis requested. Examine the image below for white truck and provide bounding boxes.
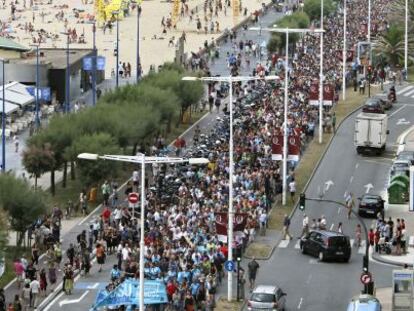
[354,112,388,155]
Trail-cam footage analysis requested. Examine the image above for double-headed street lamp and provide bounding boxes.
[77,152,209,311]
[183,75,279,301]
[405,0,408,76]
[250,27,324,206]
[92,22,97,106]
[112,10,120,88]
[342,0,347,101]
[130,0,141,82]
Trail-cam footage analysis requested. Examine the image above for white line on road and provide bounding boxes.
[405,89,414,96]
[294,240,301,249]
[337,207,341,214]
[349,176,354,184]
[278,239,290,248]
[59,290,90,307]
[350,239,354,248]
[330,223,334,230]
[396,85,413,95]
[355,163,359,169]
[389,104,407,117]
[305,274,312,284]
[42,292,64,311]
[298,297,303,309]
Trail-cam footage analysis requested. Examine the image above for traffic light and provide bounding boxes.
[367,65,372,73]
[299,193,306,211]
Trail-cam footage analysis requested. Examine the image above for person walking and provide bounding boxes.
[301,214,309,237]
[282,214,292,240]
[95,243,106,272]
[247,257,259,291]
[345,192,354,219]
[355,224,362,248]
[288,178,296,203]
[29,277,40,308]
[332,112,336,134]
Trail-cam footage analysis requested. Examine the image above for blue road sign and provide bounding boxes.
[83,57,93,71]
[224,260,235,272]
[26,87,51,101]
[97,56,105,70]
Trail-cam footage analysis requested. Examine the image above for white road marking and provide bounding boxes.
[355,163,359,169]
[329,223,334,230]
[59,290,90,306]
[349,176,354,184]
[298,297,303,309]
[305,274,312,284]
[337,207,341,214]
[404,89,414,96]
[389,104,407,117]
[350,239,354,248]
[42,292,64,311]
[358,240,367,254]
[278,239,290,248]
[396,85,413,95]
[309,259,319,264]
[360,159,392,166]
[87,282,99,289]
[294,240,301,249]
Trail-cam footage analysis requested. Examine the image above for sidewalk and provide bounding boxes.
[372,124,414,267]
[376,287,392,311]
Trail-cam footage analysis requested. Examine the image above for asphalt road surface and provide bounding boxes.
[244,84,414,311]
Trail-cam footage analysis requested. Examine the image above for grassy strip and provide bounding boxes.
[216,298,243,311]
[244,242,272,259]
[268,88,381,230]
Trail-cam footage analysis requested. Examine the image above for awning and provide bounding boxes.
[0,100,20,115]
[0,82,35,108]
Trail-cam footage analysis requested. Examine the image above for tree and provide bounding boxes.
[303,0,336,21]
[373,24,409,67]
[22,143,55,189]
[0,174,47,246]
[74,133,121,187]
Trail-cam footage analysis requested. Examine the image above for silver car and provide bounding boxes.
[247,285,287,311]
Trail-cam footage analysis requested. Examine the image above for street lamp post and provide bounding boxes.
[30,44,41,128]
[367,0,371,43]
[92,22,97,106]
[182,75,279,301]
[60,32,70,113]
[112,11,120,88]
[405,0,408,76]
[1,58,6,173]
[78,153,209,311]
[131,0,141,82]
[250,27,324,206]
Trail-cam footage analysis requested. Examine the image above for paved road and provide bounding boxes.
[245,84,414,311]
[37,7,285,311]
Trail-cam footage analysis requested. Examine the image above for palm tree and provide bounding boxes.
[373,25,412,68]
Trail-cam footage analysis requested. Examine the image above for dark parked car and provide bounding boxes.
[300,230,351,262]
[358,194,384,218]
[362,98,385,114]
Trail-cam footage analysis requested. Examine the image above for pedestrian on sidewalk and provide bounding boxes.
[301,214,309,237]
[12,295,21,311]
[282,214,292,240]
[29,277,40,308]
[39,269,47,297]
[332,112,336,134]
[95,243,106,272]
[63,264,74,295]
[288,178,296,203]
[247,257,259,291]
[21,285,30,311]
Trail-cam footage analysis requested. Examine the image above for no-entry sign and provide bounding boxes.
[128,192,139,204]
[360,272,372,285]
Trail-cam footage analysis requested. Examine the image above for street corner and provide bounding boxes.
[372,246,414,268]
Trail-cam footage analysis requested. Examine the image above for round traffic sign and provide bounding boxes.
[360,272,372,285]
[224,260,235,272]
[128,192,139,204]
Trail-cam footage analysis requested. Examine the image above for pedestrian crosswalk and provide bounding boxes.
[277,238,368,255]
[396,85,414,98]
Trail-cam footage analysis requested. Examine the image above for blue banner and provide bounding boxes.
[83,56,105,71]
[26,87,51,101]
[93,279,167,309]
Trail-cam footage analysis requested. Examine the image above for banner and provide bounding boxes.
[215,212,248,240]
[287,135,300,161]
[172,0,180,26]
[323,84,335,106]
[308,83,319,106]
[26,87,51,101]
[93,279,168,309]
[271,135,283,160]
